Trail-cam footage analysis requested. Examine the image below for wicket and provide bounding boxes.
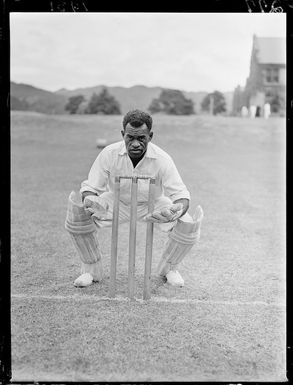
[109,176,156,300]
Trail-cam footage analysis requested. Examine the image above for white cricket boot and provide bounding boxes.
[166,270,184,287]
[74,273,94,287]
[74,260,103,287]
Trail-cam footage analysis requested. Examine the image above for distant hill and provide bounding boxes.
[55,84,163,114]
[55,85,232,114]
[11,81,233,115]
[11,82,67,114]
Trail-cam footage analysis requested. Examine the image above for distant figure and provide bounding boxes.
[264,103,271,119]
[241,106,248,117]
[250,105,256,118]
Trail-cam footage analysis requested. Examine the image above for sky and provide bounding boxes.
[10,13,286,93]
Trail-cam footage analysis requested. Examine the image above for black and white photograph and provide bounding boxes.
[9,11,286,382]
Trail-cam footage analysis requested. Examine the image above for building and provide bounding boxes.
[233,35,286,116]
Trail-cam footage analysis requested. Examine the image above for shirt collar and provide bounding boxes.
[118,141,157,159]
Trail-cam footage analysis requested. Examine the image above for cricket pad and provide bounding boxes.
[157,205,204,276]
[65,191,102,265]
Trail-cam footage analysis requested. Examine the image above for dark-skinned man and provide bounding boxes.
[65,110,203,288]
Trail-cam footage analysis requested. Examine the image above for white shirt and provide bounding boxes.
[80,141,190,205]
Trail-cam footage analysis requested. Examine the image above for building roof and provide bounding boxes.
[253,36,286,65]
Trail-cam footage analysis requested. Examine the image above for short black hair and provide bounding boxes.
[123,109,153,131]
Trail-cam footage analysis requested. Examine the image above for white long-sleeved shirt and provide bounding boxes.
[80,141,190,205]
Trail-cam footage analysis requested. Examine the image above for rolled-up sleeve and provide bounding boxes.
[161,156,190,202]
[80,149,110,195]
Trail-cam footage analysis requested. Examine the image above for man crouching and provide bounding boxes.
[65,109,203,288]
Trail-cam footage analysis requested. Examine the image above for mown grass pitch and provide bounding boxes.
[11,111,286,381]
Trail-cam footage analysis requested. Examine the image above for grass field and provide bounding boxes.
[11,111,286,381]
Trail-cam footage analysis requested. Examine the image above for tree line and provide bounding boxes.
[65,87,226,115]
[65,88,121,115]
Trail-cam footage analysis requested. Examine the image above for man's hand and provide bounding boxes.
[83,195,109,219]
[144,203,184,223]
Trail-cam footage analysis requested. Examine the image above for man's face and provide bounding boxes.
[122,123,153,159]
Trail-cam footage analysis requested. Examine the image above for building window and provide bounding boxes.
[265,68,279,83]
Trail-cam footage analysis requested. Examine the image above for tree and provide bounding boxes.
[232,85,246,116]
[148,89,194,115]
[148,98,163,114]
[85,88,121,115]
[201,91,226,115]
[65,95,85,114]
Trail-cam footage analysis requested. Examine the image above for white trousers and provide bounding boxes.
[92,192,193,232]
